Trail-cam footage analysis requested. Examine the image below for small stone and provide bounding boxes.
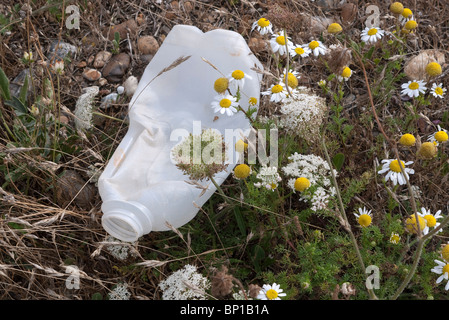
[59,115,69,125]
[98,78,108,86]
[404,49,445,80]
[54,170,96,209]
[103,19,138,41]
[123,76,139,97]
[76,61,87,68]
[100,92,119,109]
[102,52,131,83]
[248,37,267,53]
[117,86,125,95]
[137,36,160,55]
[9,68,32,98]
[93,51,112,69]
[83,68,102,81]
[184,1,193,13]
[47,40,77,63]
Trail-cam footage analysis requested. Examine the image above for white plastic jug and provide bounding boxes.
[98,25,263,242]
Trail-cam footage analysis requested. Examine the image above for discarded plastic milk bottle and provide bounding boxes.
[98,25,262,242]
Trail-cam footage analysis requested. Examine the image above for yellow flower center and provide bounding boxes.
[284,72,298,88]
[270,183,277,189]
[408,82,419,90]
[426,62,442,77]
[443,264,449,275]
[389,159,405,173]
[219,98,232,108]
[390,233,400,244]
[390,2,404,14]
[294,177,310,192]
[214,77,229,93]
[435,131,448,142]
[235,139,248,153]
[232,70,245,80]
[404,20,417,30]
[249,97,258,106]
[234,164,251,179]
[327,23,342,34]
[294,47,305,55]
[309,41,319,50]
[276,36,286,45]
[442,244,449,261]
[399,133,415,146]
[271,84,283,94]
[402,8,412,18]
[257,18,270,28]
[418,142,437,159]
[341,67,352,78]
[367,28,378,36]
[405,214,426,234]
[424,214,437,228]
[265,289,278,300]
[358,214,372,227]
[435,87,444,96]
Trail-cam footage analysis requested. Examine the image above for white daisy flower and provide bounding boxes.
[399,8,414,25]
[257,283,287,300]
[227,69,252,92]
[389,232,401,244]
[337,66,352,82]
[280,68,300,89]
[360,27,385,44]
[270,32,293,56]
[431,260,449,291]
[401,80,427,98]
[428,125,449,146]
[289,44,311,59]
[251,18,273,35]
[430,83,446,99]
[307,40,327,57]
[418,207,443,235]
[378,159,414,186]
[354,207,373,227]
[211,94,239,116]
[261,83,288,103]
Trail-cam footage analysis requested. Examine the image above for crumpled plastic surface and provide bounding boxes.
[98,25,263,242]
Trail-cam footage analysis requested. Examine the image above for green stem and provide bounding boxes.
[321,134,378,300]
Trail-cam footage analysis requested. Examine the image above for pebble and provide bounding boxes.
[137,36,160,55]
[123,76,139,97]
[103,19,138,41]
[102,53,131,83]
[93,51,112,69]
[82,68,102,81]
[9,68,32,98]
[47,40,77,63]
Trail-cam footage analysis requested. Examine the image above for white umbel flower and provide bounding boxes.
[254,166,282,191]
[360,27,385,44]
[378,159,414,186]
[257,283,287,300]
[401,80,427,98]
[108,283,131,300]
[159,264,211,300]
[431,260,449,291]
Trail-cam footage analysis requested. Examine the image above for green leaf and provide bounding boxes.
[0,66,11,100]
[18,74,29,104]
[332,153,345,171]
[91,293,103,300]
[5,96,28,116]
[233,206,246,237]
[364,46,375,60]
